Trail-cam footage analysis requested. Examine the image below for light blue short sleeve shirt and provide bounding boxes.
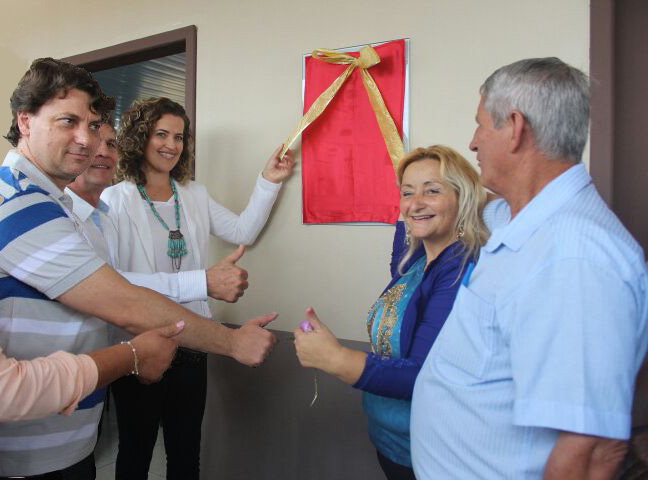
[410,164,648,479]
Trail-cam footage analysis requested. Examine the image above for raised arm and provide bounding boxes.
[207,147,294,245]
[57,264,277,367]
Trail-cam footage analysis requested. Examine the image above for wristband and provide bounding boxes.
[121,341,140,376]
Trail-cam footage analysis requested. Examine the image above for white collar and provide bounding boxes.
[64,187,110,222]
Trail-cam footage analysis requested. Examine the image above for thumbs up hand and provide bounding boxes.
[230,313,279,367]
[206,245,249,302]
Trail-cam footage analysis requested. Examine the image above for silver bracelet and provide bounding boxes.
[120,341,139,376]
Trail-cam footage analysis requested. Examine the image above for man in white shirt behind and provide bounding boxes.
[66,118,249,305]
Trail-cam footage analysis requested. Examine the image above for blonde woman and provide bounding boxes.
[295,145,488,480]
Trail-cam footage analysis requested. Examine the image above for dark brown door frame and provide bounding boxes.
[62,26,197,137]
[590,0,614,205]
[592,0,648,438]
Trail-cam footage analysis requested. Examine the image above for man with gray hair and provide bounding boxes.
[410,57,648,478]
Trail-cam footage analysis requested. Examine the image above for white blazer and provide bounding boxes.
[101,175,281,318]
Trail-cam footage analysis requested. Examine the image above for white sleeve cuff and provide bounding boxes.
[257,172,282,192]
[177,270,208,303]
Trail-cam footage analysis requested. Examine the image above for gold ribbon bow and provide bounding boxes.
[280,45,405,172]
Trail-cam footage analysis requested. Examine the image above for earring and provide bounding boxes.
[457,226,465,239]
[405,226,412,246]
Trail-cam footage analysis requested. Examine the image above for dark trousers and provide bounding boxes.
[0,453,95,480]
[112,351,207,480]
[377,450,416,480]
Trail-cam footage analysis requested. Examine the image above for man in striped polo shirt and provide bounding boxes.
[0,58,278,479]
[410,58,648,478]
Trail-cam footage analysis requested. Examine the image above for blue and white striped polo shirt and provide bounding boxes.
[0,151,108,476]
[410,164,648,479]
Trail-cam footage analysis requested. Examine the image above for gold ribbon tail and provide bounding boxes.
[279,64,355,159]
[359,70,405,172]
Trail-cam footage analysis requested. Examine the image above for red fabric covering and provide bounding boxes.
[301,39,406,224]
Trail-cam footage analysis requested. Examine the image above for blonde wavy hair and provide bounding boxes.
[396,145,489,274]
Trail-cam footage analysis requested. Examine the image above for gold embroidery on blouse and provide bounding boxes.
[366,305,379,353]
[366,284,406,356]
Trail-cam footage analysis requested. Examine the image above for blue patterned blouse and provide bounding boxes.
[363,255,426,467]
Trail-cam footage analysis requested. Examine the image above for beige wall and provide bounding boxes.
[0,0,589,340]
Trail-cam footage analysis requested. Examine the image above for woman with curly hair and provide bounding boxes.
[102,97,294,480]
[294,145,489,480]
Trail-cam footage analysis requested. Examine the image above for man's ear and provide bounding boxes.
[16,111,31,138]
[508,109,527,153]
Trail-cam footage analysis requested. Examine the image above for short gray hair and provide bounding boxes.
[480,57,590,163]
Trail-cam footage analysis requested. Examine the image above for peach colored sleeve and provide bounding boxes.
[0,348,99,422]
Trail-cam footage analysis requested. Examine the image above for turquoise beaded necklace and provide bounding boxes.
[137,179,187,271]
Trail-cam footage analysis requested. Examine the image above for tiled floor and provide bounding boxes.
[95,397,167,480]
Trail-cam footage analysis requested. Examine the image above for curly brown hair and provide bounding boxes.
[116,97,194,185]
[5,57,115,147]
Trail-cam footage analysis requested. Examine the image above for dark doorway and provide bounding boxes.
[591,4,648,471]
[62,26,197,136]
[590,1,648,253]
[90,52,186,131]
[612,0,648,254]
